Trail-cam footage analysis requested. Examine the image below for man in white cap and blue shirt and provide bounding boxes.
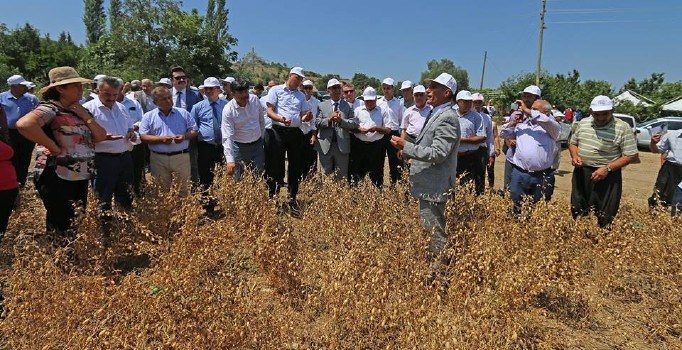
[189,77,228,214]
[378,77,404,185]
[400,80,415,109]
[499,96,560,218]
[265,67,314,211]
[390,72,460,277]
[350,86,395,187]
[301,79,319,178]
[472,92,496,191]
[315,78,358,181]
[0,74,39,187]
[569,95,638,228]
[454,90,486,195]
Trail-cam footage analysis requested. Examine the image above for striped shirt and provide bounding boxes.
[570,116,638,167]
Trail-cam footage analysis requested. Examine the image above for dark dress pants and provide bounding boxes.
[571,166,623,228]
[266,125,304,202]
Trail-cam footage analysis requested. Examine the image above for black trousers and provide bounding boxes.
[0,188,19,236]
[9,129,35,187]
[266,125,304,201]
[197,141,224,188]
[93,152,134,211]
[350,138,385,188]
[648,161,682,208]
[478,146,489,191]
[571,166,622,228]
[457,148,486,195]
[384,130,403,184]
[35,166,89,237]
[131,143,148,197]
[301,131,317,179]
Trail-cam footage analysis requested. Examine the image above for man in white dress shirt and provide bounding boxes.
[350,87,396,188]
[83,76,137,212]
[378,77,404,184]
[222,81,265,180]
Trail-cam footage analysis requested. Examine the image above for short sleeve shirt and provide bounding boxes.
[570,116,638,167]
[266,84,306,128]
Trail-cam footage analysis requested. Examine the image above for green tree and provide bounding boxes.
[109,0,123,34]
[83,0,106,44]
[315,74,340,91]
[420,59,469,91]
[351,73,380,90]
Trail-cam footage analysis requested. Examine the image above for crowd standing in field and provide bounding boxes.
[2,64,681,268]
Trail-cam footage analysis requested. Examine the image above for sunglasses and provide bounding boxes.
[343,90,355,93]
[173,76,187,81]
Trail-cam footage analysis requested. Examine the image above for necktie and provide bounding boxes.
[211,101,221,144]
[175,91,182,108]
[422,109,434,128]
[332,102,339,141]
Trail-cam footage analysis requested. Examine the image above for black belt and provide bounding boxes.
[199,140,223,147]
[151,149,189,156]
[458,149,477,157]
[407,133,418,140]
[235,138,261,146]
[512,163,552,175]
[95,151,130,157]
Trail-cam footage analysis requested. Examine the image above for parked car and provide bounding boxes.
[613,113,637,134]
[635,116,682,148]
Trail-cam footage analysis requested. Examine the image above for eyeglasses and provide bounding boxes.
[173,76,187,81]
[343,90,355,94]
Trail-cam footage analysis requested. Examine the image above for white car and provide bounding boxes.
[635,117,682,148]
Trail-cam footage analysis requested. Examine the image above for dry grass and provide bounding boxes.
[0,171,680,349]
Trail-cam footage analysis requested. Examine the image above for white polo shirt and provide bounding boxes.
[353,105,396,143]
[84,98,135,154]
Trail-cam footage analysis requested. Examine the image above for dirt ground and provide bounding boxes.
[490,147,660,208]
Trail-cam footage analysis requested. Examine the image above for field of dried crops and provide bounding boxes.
[0,162,680,349]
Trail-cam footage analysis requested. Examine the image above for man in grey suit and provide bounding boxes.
[391,72,461,265]
[315,78,358,181]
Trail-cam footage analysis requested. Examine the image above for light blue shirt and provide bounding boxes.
[266,84,306,128]
[139,107,197,153]
[190,98,227,144]
[457,109,486,152]
[500,110,561,171]
[656,129,682,165]
[120,97,144,123]
[0,91,39,128]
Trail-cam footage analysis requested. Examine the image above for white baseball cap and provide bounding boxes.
[413,85,426,94]
[7,75,27,86]
[362,87,377,101]
[590,95,614,112]
[21,81,35,89]
[289,66,305,78]
[198,85,205,90]
[222,76,235,84]
[400,80,413,90]
[523,85,541,97]
[157,78,172,86]
[455,90,474,101]
[302,79,314,87]
[203,77,221,88]
[382,77,395,86]
[472,92,484,101]
[426,73,458,93]
[93,74,107,83]
[327,78,341,88]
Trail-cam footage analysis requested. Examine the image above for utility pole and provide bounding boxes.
[535,0,547,85]
[479,50,487,90]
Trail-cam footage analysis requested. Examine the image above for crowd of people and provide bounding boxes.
[0,65,680,269]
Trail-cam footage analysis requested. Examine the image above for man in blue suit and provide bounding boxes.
[170,66,203,183]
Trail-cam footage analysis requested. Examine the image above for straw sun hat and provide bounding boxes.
[39,66,93,95]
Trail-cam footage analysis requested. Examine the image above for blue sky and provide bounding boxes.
[2,0,681,89]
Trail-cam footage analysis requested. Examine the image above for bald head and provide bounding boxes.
[532,99,552,115]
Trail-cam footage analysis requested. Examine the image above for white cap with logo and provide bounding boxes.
[472,92,484,101]
[289,67,305,78]
[327,78,341,88]
[426,73,458,93]
[203,77,221,88]
[456,90,474,101]
[7,75,27,86]
[302,79,314,87]
[590,95,614,111]
[400,80,413,90]
[362,87,378,101]
[413,85,426,94]
[382,77,395,86]
[523,85,542,97]
[223,76,235,84]
[157,78,172,86]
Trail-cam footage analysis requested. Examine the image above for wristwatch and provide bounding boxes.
[606,165,612,172]
[85,118,94,125]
